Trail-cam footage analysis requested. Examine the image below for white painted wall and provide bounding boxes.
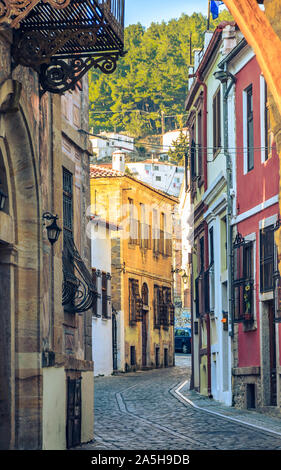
[126,160,184,197]
[42,367,66,450]
[90,132,134,160]
[91,222,113,376]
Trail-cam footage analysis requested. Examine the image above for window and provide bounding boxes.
[128,198,138,245]
[260,225,275,292]
[159,212,165,255]
[153,165,159,171]
[213,87,221,156]
[190,117,196,181]
[264,82,273,161]
[63,167,73,241]
[92,269,99,317]
[140,203,150,250]
[233,234,254,321]
[154,285,161,328]
[162,287,173,328]
[209,227,214,266]
[246,85,254,171]
[101,272,109,318]
[156,176,161,181]
[198,109,203,179]
[153,208,159,254]
[209,227,215,313]
[129,279,142,325]
[199,236,204,274]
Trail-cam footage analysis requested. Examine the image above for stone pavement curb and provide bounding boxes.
[173,380,281,438]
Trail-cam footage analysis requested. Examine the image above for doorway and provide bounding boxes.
[141,283,149,367]
[142,311,148,367]
[262,300,277,406]
[268,300,277,406]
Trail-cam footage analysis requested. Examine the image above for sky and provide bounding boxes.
[124,0,226,28]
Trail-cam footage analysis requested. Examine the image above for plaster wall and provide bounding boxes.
[42,367,66,450]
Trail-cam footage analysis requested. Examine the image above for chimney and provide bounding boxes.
[221,24,237,56]
[193,48,202,72]
[112,150,126,173]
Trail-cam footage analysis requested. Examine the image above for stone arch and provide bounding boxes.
[0,79,42,449]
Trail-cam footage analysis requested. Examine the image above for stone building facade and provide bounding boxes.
[90,163,177,372]
[0,28,94,449]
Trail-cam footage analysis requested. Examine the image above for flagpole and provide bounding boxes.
[207,0,211,30]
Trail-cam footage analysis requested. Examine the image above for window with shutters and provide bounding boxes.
[63,167,73,241]
[152,208,159,255]
[260,225,275,293]
[153,285,161,329]
[129,279,142,325]
[246,85,254,171]
[197,109,204,184]
[101,271,110,319]
[233,233,254,322]
[92,269,100,317]
[213,87,221,157]
[128,198,139,245]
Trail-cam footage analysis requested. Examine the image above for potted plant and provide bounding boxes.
[243,283,252,321]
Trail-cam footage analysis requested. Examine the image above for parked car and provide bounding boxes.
[174,327,191,354]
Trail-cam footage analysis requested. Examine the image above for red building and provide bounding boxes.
[227,40,281,410]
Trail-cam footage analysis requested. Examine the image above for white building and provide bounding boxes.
[162,127,188,152]
[90,216,119,376]
[89,132,134,161]
[126,159,184,197]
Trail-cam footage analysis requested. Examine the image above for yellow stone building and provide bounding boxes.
[90,161,178,371]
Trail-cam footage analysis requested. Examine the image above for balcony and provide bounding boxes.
[3,0,125,93]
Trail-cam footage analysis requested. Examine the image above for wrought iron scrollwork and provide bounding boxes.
[0,0,70,28]
[62,236,98,314]
[9,0,125,94]
[39,51,125,94]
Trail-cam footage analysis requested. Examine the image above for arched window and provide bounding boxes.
[142,283,149,306]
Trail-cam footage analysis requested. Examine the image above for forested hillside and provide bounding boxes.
[89,11,233,138]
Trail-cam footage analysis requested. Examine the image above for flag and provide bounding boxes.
[210,1,224,20]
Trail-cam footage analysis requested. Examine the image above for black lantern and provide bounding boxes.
[0,188,8,211]
[43,212,61,245]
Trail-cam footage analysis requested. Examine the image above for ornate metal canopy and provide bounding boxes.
[2,0,125,93]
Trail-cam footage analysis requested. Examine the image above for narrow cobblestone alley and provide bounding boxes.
[78,356,281,451]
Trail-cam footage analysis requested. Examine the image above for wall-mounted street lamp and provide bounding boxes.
[182,272,189,284]
[171,267,189,284]
[0,188,8,211]
[42,212,61,245]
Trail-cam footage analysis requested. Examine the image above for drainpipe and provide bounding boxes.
[214,68,236,341]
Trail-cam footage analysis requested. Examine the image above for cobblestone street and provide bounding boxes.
[78,355,281,451]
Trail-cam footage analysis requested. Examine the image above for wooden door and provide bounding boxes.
[142,311,147,367]
[268,301,277,406]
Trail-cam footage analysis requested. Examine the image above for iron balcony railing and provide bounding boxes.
[7,0,125,93]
